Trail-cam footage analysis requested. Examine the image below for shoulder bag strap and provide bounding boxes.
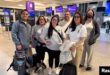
[53,28,64,41]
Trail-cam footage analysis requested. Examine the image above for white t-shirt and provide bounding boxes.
[84,21,93,37]
[40,25,64,50]
[66,24,87,43]
[59,18,72,32]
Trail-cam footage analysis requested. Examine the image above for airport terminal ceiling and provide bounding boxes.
[0,0,105,10]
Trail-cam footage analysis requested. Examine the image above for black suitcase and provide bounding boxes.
[59,63,77,75]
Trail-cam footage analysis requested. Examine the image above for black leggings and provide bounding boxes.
[46,47,60,68]
[35,45,46,63]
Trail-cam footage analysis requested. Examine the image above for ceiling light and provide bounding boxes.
[18,4,23,6]
[92,5,97,9]
[3,0,22,2]
[35,2,44,6]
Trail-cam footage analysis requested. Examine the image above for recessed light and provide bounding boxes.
[18,4,23,6]
[35,2,44,6]
[4,0,22,2]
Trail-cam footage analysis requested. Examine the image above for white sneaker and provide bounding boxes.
[55,67,61,75]
[48,68,52,75]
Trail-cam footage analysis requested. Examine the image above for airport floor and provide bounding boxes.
[0,27,110,75]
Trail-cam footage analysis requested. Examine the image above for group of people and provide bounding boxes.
[11,9,100,75]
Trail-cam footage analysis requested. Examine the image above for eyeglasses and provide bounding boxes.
[74,16,80,19]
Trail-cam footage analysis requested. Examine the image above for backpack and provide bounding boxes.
[59,63,77,75]
[7,50,27,71]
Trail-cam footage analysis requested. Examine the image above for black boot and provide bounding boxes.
[25,72,30,75]
[86,67,92,71]
[79,64,84,68]
[42,62,46,69]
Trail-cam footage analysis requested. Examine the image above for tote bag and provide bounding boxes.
[59,40,76,64]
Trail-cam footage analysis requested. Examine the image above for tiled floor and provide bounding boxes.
[0,28,110,75]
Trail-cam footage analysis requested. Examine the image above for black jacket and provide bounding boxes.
[87,20,100,45]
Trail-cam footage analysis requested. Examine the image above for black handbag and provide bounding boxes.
[37,40,46,47]
[33,37,46,47]
[59,63,77,75]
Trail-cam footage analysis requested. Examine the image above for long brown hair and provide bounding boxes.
[36,16,46,25]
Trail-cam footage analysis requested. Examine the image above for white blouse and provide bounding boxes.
[66,24,87,43]
[32,24,49,41]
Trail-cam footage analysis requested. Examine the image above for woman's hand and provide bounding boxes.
[29,44,32,48]
[46,40,51,45]
[70,44,76,51]
[16,44,22,50]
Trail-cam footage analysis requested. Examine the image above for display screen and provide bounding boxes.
[55,6,63,13]
[67,4,77,12]
[97,7,105,12]
[3,8,10,15]
[29,11,35,17]
[46,7,52,14]
[105,1,110,14]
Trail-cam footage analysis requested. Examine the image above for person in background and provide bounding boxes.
[40,15,64,75]
[59,11,72,33]
[80,9,100,71]
[66,12,87,75]
[0,19,1,27]
[32,16,47,70]
[11,9,32,75]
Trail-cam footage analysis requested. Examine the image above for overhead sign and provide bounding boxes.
[26,1,35,26]
[26,1,35,11]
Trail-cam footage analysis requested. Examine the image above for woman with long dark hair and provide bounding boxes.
[40,15,64,75]
[66,12,87,75]
[79,9,100,71]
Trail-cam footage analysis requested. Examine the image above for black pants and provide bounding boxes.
[46,47,60,68]
[35,45,46,63]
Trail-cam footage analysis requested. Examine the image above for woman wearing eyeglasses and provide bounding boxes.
[66,12,87,75]
[40,15,65,75]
